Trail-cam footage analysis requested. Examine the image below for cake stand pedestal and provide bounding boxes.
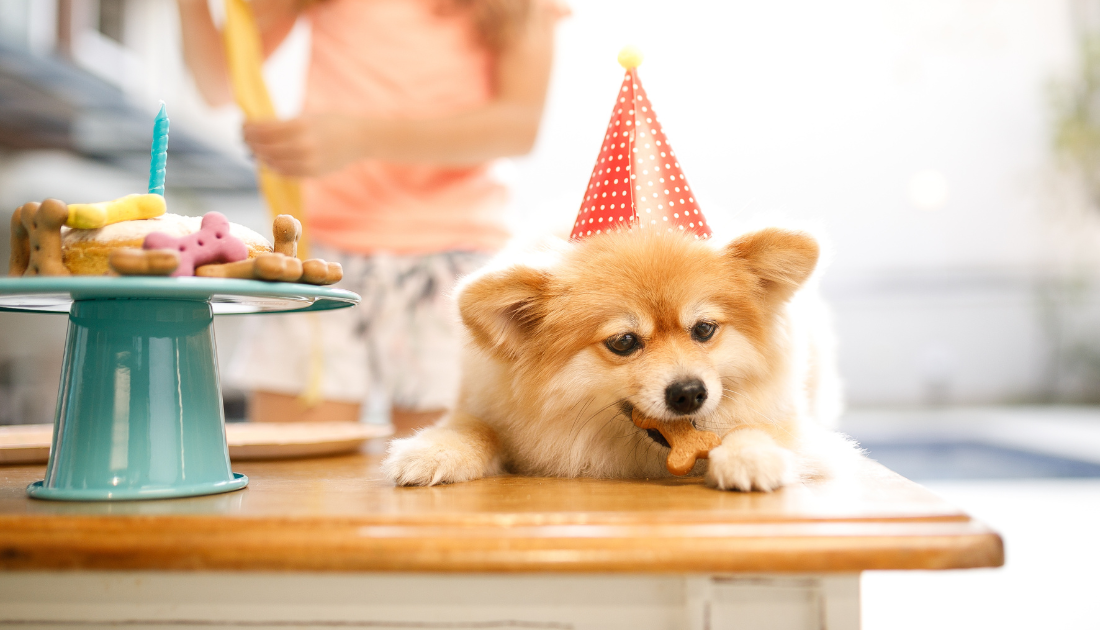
[0,277,359,501]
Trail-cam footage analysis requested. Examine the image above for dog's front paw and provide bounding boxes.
[706,428,796,492]
[382,426,499,487]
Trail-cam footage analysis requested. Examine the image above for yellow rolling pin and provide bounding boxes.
[66,193,166,229]
[223,0,309,259]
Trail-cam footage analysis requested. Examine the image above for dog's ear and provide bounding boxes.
[458,265,550,361]
[726,228,819,302]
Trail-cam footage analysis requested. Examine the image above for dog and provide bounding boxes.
[382,227,856,491]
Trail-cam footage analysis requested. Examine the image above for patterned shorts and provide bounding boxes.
[225,244,491,411]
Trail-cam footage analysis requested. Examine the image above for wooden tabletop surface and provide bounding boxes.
[0,453,1003,573]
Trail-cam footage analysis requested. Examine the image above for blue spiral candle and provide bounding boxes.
[148,102,169,196]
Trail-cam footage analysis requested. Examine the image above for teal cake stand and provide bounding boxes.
[0,277,359,501]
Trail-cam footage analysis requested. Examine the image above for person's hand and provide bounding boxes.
[243,115,366,177]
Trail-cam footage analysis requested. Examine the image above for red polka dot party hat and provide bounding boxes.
[572,46,711,241]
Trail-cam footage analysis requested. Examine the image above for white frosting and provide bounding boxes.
[62,213,271,251]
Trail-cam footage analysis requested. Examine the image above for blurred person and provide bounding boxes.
[177,0,562,435]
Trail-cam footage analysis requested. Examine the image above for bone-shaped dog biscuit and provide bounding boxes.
[195,252,341,285]
[9,200,70,277]
[254,252,303,281]
[196,253,301,281]
[66,193,166,229]
[272,214,301,257]
[109,248,180,276]
[143,211,249,277]
[632,409,722,476]
[301,258,343,285]
[8,205,30,277]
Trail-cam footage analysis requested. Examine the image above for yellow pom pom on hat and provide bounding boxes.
[617,45,644,70]
[571,48,711,241]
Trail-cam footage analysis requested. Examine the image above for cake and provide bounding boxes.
[6,103,338,283]
[61,213,272,276]
[10,201,339,285]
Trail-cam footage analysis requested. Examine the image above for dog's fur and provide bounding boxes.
[382,228,856,491]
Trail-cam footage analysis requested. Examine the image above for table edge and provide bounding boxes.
[0,515,1004,573]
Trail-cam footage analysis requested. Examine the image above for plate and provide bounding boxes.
[0,425,51,464]
[0,422,391,464]
[0,276,360,315]
[225,422,391,460]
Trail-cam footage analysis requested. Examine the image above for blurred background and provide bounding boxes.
[1,0,1099,627]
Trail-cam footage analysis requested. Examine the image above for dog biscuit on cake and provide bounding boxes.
[10,200,70,277]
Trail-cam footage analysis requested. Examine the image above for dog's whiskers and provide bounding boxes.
[564,390,632,463]
[564,388,669,477]
[700,393,798,441]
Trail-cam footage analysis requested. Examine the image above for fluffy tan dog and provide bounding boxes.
[382,228,855,491]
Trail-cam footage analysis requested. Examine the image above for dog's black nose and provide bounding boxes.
[665,379,707,414]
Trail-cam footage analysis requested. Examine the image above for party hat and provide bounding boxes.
[572,46,711,241]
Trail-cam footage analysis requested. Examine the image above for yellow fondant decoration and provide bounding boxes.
[618,45,644,70]
[223,0,309,259]
[66,194,167,230]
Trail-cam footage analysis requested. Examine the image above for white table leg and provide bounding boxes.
[685,574,861,630]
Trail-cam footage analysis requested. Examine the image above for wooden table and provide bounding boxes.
[0,453,1002,629]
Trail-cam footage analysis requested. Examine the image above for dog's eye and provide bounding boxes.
[692,321,717,342]
[605,333,642,356]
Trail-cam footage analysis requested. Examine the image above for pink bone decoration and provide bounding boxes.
[143,212,249,277]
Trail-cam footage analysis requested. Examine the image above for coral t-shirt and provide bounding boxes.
[302,0,510,255]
